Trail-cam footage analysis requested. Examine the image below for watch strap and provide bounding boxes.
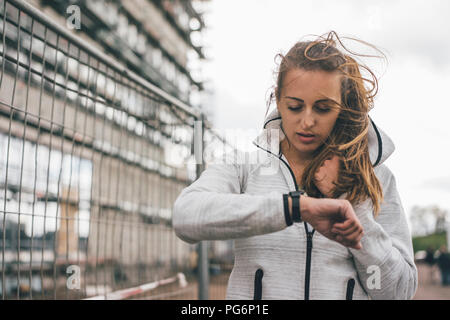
[283,194,293,226]
[289,191,304,223]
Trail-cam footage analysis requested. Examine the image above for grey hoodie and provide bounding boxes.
[173,108,418,300]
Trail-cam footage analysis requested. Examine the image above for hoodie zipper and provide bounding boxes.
[277,155,315,300]
[304,225,315,300]
[253,142,316,300]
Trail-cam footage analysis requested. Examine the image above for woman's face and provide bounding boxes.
[277,68,342,159]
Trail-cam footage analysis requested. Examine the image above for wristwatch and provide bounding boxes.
[289,190,305,223]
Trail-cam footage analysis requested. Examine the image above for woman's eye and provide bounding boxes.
[316,104,331,113]
[317,108,330,112]
[288,105,331,112]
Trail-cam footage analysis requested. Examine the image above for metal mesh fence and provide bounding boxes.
[0,0,234,300]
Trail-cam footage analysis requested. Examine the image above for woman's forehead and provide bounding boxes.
[282,69,342,101]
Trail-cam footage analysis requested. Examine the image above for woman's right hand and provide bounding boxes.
[289,196,364,249]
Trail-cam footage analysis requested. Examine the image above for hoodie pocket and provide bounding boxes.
[253,269,264,300]
[346,278,355,300]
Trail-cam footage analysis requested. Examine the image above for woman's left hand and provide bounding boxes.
[314,154,341,198]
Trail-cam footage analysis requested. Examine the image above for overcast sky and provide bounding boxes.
[200,0,450,223]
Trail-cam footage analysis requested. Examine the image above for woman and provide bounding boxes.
[173,31,418,300]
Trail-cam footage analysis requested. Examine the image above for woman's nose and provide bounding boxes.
[301,111,315,128]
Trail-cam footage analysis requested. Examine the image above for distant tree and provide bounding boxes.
[434,206,449,234]
[409,205,449,236]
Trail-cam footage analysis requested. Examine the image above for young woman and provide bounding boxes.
[173,31,418,300]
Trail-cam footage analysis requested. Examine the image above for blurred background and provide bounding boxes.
[0,0,449,300]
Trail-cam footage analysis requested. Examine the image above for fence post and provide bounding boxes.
[195,114,209,300]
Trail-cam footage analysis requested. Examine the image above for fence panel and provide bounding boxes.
[0,0,236,300]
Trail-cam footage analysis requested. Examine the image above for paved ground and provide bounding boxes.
[413,262,450,300]
[130,272,228,300]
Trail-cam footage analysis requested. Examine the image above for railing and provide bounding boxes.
[0,0,234,300]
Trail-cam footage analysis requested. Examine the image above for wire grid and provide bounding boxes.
[0,0,212,300]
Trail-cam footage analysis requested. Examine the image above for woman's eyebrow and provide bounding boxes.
[285,96,304,102]
[284,96,339,105]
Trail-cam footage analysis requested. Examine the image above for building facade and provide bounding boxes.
[0,0,210,299]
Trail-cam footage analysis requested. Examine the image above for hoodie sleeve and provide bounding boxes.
[172,159,289,244]
[346,164,418,300]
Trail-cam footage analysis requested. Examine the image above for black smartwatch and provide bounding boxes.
[289,191,305,223]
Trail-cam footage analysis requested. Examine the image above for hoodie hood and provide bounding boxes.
[252,108,395,166]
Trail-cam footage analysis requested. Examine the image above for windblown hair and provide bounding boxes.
[267,31,386,216]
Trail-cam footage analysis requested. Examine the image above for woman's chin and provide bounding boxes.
[292,143,318,156]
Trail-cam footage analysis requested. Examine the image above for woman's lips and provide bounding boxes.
[296,132,316,144]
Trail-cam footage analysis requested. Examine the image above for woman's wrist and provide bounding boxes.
[288,195,312,223]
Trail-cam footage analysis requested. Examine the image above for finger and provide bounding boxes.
[355,232,364,243]
[345,229,364,243]
[334,220,363,233]
[334,218,356,230]
[332,224,359,236]
[344,233,364,250]
[335,233,363,250]
[351,242,362,250]
[335,234,357,248]
[339,211,362,232]
[335,201,357,223]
